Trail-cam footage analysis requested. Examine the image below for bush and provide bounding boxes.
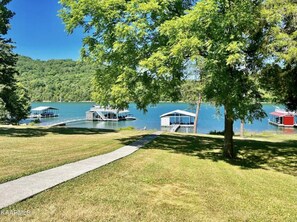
[119,126,135,131]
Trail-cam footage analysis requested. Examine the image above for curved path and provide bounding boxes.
[0,131,162,209]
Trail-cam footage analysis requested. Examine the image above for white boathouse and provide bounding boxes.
[160,110,195,132]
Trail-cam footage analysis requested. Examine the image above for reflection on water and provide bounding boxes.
[66,120,133,130]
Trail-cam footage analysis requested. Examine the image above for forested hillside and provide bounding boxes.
[16,56,95,102]
[16,56,274,103]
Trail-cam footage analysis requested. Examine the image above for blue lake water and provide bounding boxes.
[31,102,297,134]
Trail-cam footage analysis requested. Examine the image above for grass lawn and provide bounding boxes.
[0,126,149,183]
[1,131,297,221]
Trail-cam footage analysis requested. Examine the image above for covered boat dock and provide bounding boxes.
[269,108,297,127]
[30,106,59,118]
[160,110,195,132]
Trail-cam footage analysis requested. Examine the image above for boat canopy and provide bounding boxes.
[31,106,58,111]
[270,112,287,117]
[90,106,129,114]
[160,110,196,118]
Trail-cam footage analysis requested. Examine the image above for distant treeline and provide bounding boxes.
[16,56,95,102]
[16,56,274,103]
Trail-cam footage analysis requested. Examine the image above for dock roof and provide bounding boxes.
[160,110,196,118]
[269,111,296,117]
[31,106,58,111]
[90,106,129,114]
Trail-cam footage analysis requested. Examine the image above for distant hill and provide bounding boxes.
[16,56,96,102]
[16,56,274,104]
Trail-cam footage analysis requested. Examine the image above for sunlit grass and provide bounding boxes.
[1,132,296,221]
[0,126,149,183]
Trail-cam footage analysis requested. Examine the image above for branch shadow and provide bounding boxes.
[0,127,116,138]
[135,134,297,177]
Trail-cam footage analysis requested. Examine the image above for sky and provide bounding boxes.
[6,0,84,61]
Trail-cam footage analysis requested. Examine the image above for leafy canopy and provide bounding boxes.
[60,0,294,158]
[60,0,195,110]
[0,0,30,123]
[150,0,266,122]
[261,0,297,110]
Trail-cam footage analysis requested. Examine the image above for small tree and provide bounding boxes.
[0,0,30,123]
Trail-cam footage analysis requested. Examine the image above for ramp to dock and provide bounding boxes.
[170,124,180,132]
[95,111,107,121]
[45,119,86,127]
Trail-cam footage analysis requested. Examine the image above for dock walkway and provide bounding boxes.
[42,119,86,127]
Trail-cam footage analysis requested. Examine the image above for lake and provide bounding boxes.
[31,102,297,134]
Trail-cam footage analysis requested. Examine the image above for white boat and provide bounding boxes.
[86,105,136,121]
[29,106,59,118]
[125,114,137,121]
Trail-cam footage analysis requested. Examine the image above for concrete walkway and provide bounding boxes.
[0,131,162,209]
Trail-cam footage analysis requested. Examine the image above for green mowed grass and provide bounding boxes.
[0,126,149,183]
[1,132,296,221]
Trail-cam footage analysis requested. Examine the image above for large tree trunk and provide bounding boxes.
[223,109,236,158]
[193,93,202,134]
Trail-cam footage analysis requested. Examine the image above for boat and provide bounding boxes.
[125,114,137,121]
[269,107,297,127]
[29,106,59,118]
[86,105,136,121]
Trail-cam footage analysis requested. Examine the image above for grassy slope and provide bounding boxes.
[1,132,296,221]
[0,126,149,183]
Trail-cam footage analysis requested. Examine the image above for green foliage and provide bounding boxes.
[180,58,206,107]
[181,80,201,105]
[157,0,268,158]
[59,0,268,119]
[59,0,296,158]
[0,0,14,35]
[16,56,96,102]
[0,98,8,120]
[0,0,30,123]
[119,126,135,131]
[60,0,195,110]
[260,0,297,110]
[161,0,267,122]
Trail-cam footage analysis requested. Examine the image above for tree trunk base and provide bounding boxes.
[223,112,236,159]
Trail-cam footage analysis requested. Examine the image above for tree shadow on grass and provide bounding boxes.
[139,134,297,177]
[0,127,116,138]
[116,134,149,146]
